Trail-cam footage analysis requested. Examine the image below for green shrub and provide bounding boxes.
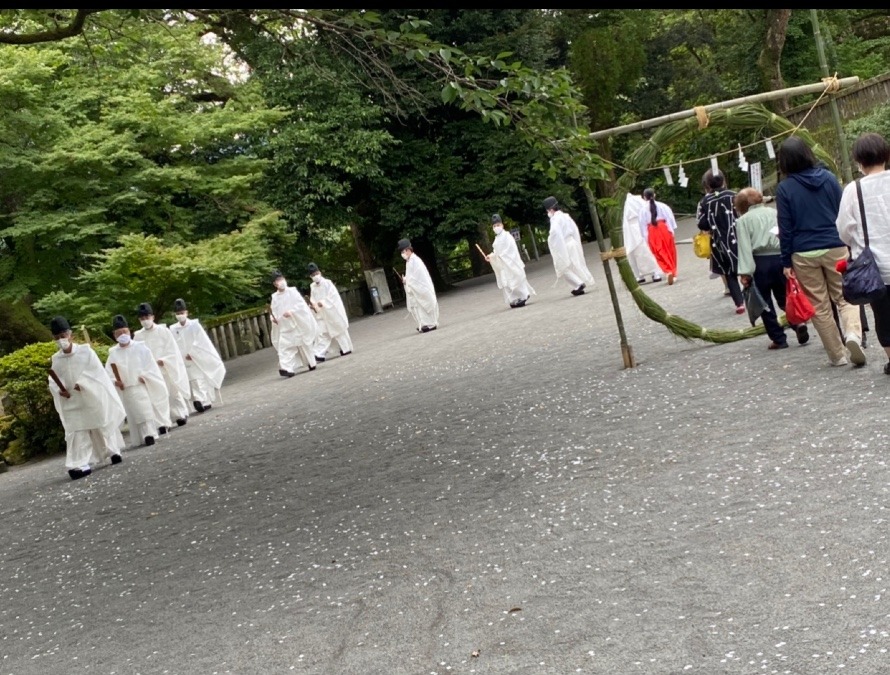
[0,341,111,463]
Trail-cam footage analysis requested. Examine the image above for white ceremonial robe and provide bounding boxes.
[170,318,226,406]
[623,194,662,280]
[310,276,353,357]
[134,322,191,424]
[106,341,171,445]
[547,209,594,289]
[270,286,318,373]
[49,343,126,470]
[404,253,439,331]
[490,230,536,306]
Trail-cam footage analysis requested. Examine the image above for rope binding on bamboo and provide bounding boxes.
[694,106,709,129]
[600,246,626,261]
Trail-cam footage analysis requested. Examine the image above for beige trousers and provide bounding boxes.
[792,247,861,362]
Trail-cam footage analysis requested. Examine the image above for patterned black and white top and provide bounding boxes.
[697,189,739,276]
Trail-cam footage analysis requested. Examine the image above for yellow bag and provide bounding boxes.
[693,231,711,259]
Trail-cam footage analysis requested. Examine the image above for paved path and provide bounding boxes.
[2,218,890,675]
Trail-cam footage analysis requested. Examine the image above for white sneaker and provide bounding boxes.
[846,336,866,367]
[829,356,849,367]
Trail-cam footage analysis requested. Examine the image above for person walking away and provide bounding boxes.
[485,214,536,307]
[307,262,353,360]
[696,169,745,314]
[734,187,810,350]
[270,269,319,376]
[836,132,890,372]
[639,187,679,285]
[543,196,594,296]
[777,136,864,367]
[48,315,125,480]
[106,314,171,447]
[622,193,663,284]
[133,302,191,428]
[170,298,226,410]
[397,238,439,333]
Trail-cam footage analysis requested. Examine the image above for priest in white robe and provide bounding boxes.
[398,238,439,333]
[485,214,535,308]
[106,314,171,448]
[307,263,353,360]
[270,270,319,376]
[48,316,125,480]
[543,196,594,296]
[170,298,226,412]
[133,302,191,427]
[623,193,664,284]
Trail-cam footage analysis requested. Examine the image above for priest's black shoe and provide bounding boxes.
[340,350,352,356]
[145,436,156,446]
[315,356,326,362]
[158,426,167,435]
[176,418,187,427]
[111,454,123,465]
[68,468,91,480]
[421,325,437,333]
[203,404,212,411]
[278,369,288,377]
[308,365,317,371]
[571,284,586,296]
[193,401,205,413]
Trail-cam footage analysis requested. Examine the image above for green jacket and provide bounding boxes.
[735,204,781,277]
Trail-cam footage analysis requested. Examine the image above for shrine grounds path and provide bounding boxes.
[2,216,890,675]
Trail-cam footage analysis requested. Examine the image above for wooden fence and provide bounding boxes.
[785,72,890,165]
[202,285,377,361]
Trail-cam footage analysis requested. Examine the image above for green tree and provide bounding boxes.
[0,15,286,332]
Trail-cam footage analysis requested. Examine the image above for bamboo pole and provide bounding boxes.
[810,11,853,183]
[582,184,635,369]
[586,77,860,140]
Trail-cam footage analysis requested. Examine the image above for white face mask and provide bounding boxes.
[275,280,286,290]
[176,313,187,325]
[140,319,154,329]
[401,251,410,261]
[116,333,131,345]
[312,274,321,284]
[493,225,504,235]
[56,338,71,351]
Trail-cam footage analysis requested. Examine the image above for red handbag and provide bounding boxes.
[785,276,815,326]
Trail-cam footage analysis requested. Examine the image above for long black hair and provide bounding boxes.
[643,187,657,225]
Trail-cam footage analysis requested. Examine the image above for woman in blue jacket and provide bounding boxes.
[777,136,864,367]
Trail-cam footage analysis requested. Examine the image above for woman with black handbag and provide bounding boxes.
[836,132,890,374]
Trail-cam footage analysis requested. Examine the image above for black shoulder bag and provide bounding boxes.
[841,179,887,305]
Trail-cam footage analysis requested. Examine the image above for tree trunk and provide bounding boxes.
[349,221,378,271]
[758,9,792,112]
[410,236,449,292]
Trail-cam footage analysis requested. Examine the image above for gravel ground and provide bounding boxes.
[2,216,889,675]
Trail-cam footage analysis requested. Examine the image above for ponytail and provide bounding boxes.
[643,188,657,225]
